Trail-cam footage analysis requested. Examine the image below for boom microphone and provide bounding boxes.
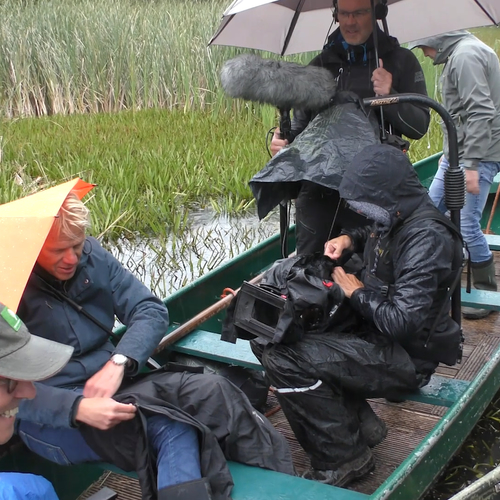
[220,54,337,111]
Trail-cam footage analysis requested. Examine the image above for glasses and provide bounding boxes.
[0,378,18,394]
[337,8,372,20]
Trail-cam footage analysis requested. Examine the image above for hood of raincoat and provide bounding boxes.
[408,31,474,65]
[339,144,429,225]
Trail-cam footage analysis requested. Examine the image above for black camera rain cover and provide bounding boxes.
[222,253,356,345]
[250,92,380,220]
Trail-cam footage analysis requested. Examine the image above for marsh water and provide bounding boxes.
[105,206,281,299]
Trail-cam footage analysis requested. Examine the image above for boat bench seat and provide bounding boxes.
[96,461,366,500]
[169,329,471,408]
[485,233,500,251]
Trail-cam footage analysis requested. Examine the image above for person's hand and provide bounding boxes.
[371,59,392,96]
[75,397,137,430]
[332,267,364,298]
[270,128,289,157]
[465,169,480,195]
[324,235,353,260]
[83,361,125,398]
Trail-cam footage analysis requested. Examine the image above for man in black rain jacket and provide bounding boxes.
[270,0,430,255]
[252,144,461,487]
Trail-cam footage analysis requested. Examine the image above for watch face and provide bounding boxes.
[111,354,128,365]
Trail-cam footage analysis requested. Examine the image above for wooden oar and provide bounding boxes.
[154,272,265,353]
[485,180,500,234]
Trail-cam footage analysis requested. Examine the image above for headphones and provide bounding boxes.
[333,0,388,23]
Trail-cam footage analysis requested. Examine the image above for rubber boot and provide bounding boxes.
[462,256,497,320]
[158,478,212,500]
[357,400,387,448]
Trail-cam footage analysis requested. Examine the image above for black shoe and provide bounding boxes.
[358,401,387,448]
[301,448,374,487]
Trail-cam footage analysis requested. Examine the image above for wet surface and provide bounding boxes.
[104,207,282,299]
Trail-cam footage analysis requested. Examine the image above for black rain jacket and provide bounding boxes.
[290,27,430,141]
[80,369,294,500]
[340,144,461,364]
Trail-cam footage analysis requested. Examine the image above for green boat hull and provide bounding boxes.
[4,152,500,500]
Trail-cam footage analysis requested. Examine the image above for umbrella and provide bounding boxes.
[0,178,94,312]
[209,0,499,55]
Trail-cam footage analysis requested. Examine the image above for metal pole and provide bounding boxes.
[363,93,464,328]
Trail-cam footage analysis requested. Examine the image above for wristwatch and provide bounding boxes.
[110,354,129,367]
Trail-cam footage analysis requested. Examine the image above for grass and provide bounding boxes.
[0,108,271,239]
[0,2,498,240]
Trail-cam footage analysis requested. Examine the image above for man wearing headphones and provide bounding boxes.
[271,0,430,255]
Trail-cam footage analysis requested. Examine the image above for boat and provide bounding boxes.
[3,97,500,500]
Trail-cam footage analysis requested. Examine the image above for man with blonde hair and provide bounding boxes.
[15,192,294,500]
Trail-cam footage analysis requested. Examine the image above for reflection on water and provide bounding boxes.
[103,207,281,299]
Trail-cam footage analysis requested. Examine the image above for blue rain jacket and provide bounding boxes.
[0,473,59,499]
[17,237,169,428]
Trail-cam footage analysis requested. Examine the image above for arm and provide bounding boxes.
[382,50,430,139]
[451,51,496,170]
[349,226,452,343]
[105,250,169,374]
[18,383,82,428]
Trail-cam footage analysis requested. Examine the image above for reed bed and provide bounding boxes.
[0,0,498,239]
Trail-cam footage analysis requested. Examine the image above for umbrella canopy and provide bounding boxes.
[209,0,500,55]
[0,178,94,312]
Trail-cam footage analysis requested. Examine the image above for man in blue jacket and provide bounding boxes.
[15,193,205,499]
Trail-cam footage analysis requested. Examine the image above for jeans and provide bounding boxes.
[18,415,201,491]
[429,157,500,263]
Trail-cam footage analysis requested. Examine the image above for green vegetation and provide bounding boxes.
[1,109,271,238]
[0,0,498,240]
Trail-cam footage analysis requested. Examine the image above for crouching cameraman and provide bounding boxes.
[251,144,462,488]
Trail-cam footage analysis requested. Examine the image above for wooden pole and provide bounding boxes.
[154,272,265,353]
[485,181,500,234]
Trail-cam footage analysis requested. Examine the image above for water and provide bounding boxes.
[105,207,281,299]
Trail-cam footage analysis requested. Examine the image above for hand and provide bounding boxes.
[332,267,364,298]
[371,59,392,96]
[324,235,353,260]
[83,361,125,398]
[270,128,289,157]
[465,169,480,195]
[75,397,137,430]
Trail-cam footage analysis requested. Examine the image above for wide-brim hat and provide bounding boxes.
[0,303,73,381]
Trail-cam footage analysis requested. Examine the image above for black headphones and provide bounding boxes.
[333,0,388,23]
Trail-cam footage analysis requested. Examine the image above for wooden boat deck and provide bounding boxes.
[78,255,500,500]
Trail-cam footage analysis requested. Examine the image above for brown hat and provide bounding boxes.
[0,303,73,381]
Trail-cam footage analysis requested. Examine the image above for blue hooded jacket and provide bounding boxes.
[17,237,169,428]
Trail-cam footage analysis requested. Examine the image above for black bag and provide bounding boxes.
[222,253,354,345]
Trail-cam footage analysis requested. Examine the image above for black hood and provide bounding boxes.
[339,144,430,223]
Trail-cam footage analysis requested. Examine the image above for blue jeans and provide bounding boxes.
[18,415,201,490]
[429,157,500,263]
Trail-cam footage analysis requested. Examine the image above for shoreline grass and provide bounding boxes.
[0,0,498,239]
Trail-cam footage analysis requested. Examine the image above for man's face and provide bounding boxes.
[0,378,36,444]
[337,0,373,46]
[37,227,86,281]
[420,46,437,60]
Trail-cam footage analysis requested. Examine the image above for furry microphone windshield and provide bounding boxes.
[220,54,338,111]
